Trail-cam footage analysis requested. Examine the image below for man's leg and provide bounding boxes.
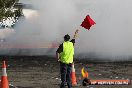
[60,62,67,88]
[66,64,72,88]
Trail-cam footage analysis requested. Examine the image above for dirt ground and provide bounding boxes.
[0,56,132,88]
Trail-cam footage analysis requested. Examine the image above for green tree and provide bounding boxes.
[0,0,23,28]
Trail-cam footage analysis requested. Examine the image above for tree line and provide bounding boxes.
[0,0,23,28]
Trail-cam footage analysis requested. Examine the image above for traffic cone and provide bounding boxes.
[71,63,77,86]
[1,61,9,88]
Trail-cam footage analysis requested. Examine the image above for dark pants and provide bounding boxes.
[60,62,72,88]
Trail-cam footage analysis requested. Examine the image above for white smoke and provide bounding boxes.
[8,0,78,46]
[1,0,132,60]
[22,9,39,19]
[0,28,15,39]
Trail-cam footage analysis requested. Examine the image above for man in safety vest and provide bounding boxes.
[56,29,79,88]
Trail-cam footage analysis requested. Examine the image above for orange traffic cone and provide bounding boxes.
[1,61,9,88]
[71,63,77,86]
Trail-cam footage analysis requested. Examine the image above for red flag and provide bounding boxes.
[81,15,96,30]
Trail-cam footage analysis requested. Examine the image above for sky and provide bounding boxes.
[0,0,132,59]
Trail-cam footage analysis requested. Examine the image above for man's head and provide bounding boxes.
[64,34,70,41]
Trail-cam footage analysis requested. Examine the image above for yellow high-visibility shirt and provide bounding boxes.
[60,41,74,64]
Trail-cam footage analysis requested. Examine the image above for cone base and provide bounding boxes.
[71,72,77,86]
[1,76,9,88]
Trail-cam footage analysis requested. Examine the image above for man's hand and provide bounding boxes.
[73,29,79,39]
[75,29,79,34]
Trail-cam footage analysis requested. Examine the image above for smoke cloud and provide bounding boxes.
[1,0,132,60]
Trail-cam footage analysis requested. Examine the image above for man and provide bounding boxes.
[56,30,79,88]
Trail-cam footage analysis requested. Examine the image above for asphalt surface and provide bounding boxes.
[0,56,132,88]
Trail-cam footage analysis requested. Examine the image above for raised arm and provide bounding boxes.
[73,29,79,39]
